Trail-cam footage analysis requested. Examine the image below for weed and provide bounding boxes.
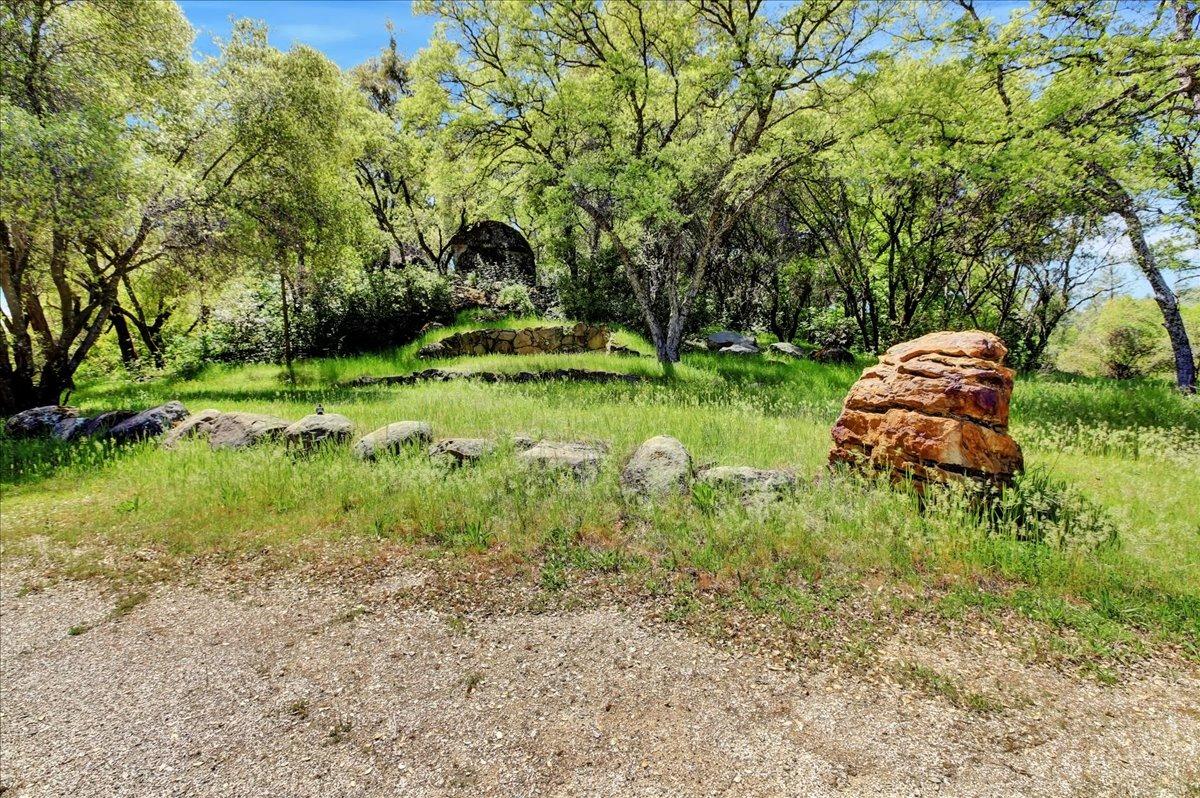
[326,720,353,744]
[116,496,142,513]
[463,670,484,695]
[896,661,1005,713]
[111,591,148,620]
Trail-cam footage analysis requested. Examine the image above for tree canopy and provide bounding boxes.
[1,0,1196,412]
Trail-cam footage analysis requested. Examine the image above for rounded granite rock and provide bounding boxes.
[353,421,434,460]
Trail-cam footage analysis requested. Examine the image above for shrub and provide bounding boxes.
[1055,296,1196,379]
[495,283,536,316]
[800,305,858,349]
[196,267,451,365]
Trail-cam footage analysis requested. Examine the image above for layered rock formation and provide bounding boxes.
[829,331,1022,487]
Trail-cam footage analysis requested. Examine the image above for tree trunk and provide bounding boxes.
[279,267,295,382]
[1114,194,1196,393]
[111,310,139,367]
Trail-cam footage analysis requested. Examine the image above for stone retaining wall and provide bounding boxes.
[418,324,610,359]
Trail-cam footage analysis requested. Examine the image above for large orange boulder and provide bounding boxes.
[829,331,1022,487]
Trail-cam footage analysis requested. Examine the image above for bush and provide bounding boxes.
[1102,325,1161,380]
[495,283,536,316]
[323,266,451,355]
[554,249,643,328]
[800,305,858,349]
[1055,296,1196,380]
[195,267,452,366]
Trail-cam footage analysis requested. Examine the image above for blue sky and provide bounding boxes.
[177,1,1033,68]
[179,1,435,68]
[177,1,1039,69]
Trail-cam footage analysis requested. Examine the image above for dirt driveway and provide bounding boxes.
[2,568,1197,797]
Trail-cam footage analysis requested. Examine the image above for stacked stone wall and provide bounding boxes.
[419,324,610,358]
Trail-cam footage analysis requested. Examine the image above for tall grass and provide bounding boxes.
[3,316,1197,655]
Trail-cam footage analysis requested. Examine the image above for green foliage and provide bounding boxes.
[1056,297,1200,380]
[3,329,1198,655]
[494,284,535,317]
[995,468,1121,552]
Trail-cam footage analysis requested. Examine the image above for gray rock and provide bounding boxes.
[705,331,756,351]
[812,347,854,365]
[209,412,291,450]
[769,342,806,359]
[284,413,354,450]
[108,402,189,444]
[518,440,606,481]
[511,435,537,452]
[160,409,223,448]
[75,410,140,440]
[417,342,449,359]
[621,435,692,499]
[428,438,497,466]
[681,339,708,354]
[353,421,434,460]
[52,417,90,441]
[717,343,760,355]
[697,466,797,501]
[5,405,78,438]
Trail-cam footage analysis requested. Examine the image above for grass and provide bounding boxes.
[2,315,1198,669]
[895,662,1008,713]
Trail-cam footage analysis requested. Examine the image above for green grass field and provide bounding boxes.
[3,317,1198,667]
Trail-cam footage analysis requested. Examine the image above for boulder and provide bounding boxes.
[108,402,189,444]
[829,330,1023,488]
[769,342,806,359]
[73,410,139,440]
[353,421,434,460]
[160,409,223,448]
[621,435,692,499]
[5,405,78,438]
[428,437,497,466]
[705,331,756,351]
[208,412,291,450]
[518,440,606,481]
[53,417,90,441]
[698,466,797,502]
[718,343,760,356]
[285,413,354,450]
[812,347,855,365]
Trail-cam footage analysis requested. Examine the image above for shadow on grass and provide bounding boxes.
[1,435,142,489]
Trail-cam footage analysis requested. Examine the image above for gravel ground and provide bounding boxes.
[2,568,1198,797]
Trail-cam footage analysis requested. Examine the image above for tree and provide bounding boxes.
[212,22,370,377]
[952,0,1198,391]
[420,0,887,371]
[0,0,200,412]
[351,28,511,272]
